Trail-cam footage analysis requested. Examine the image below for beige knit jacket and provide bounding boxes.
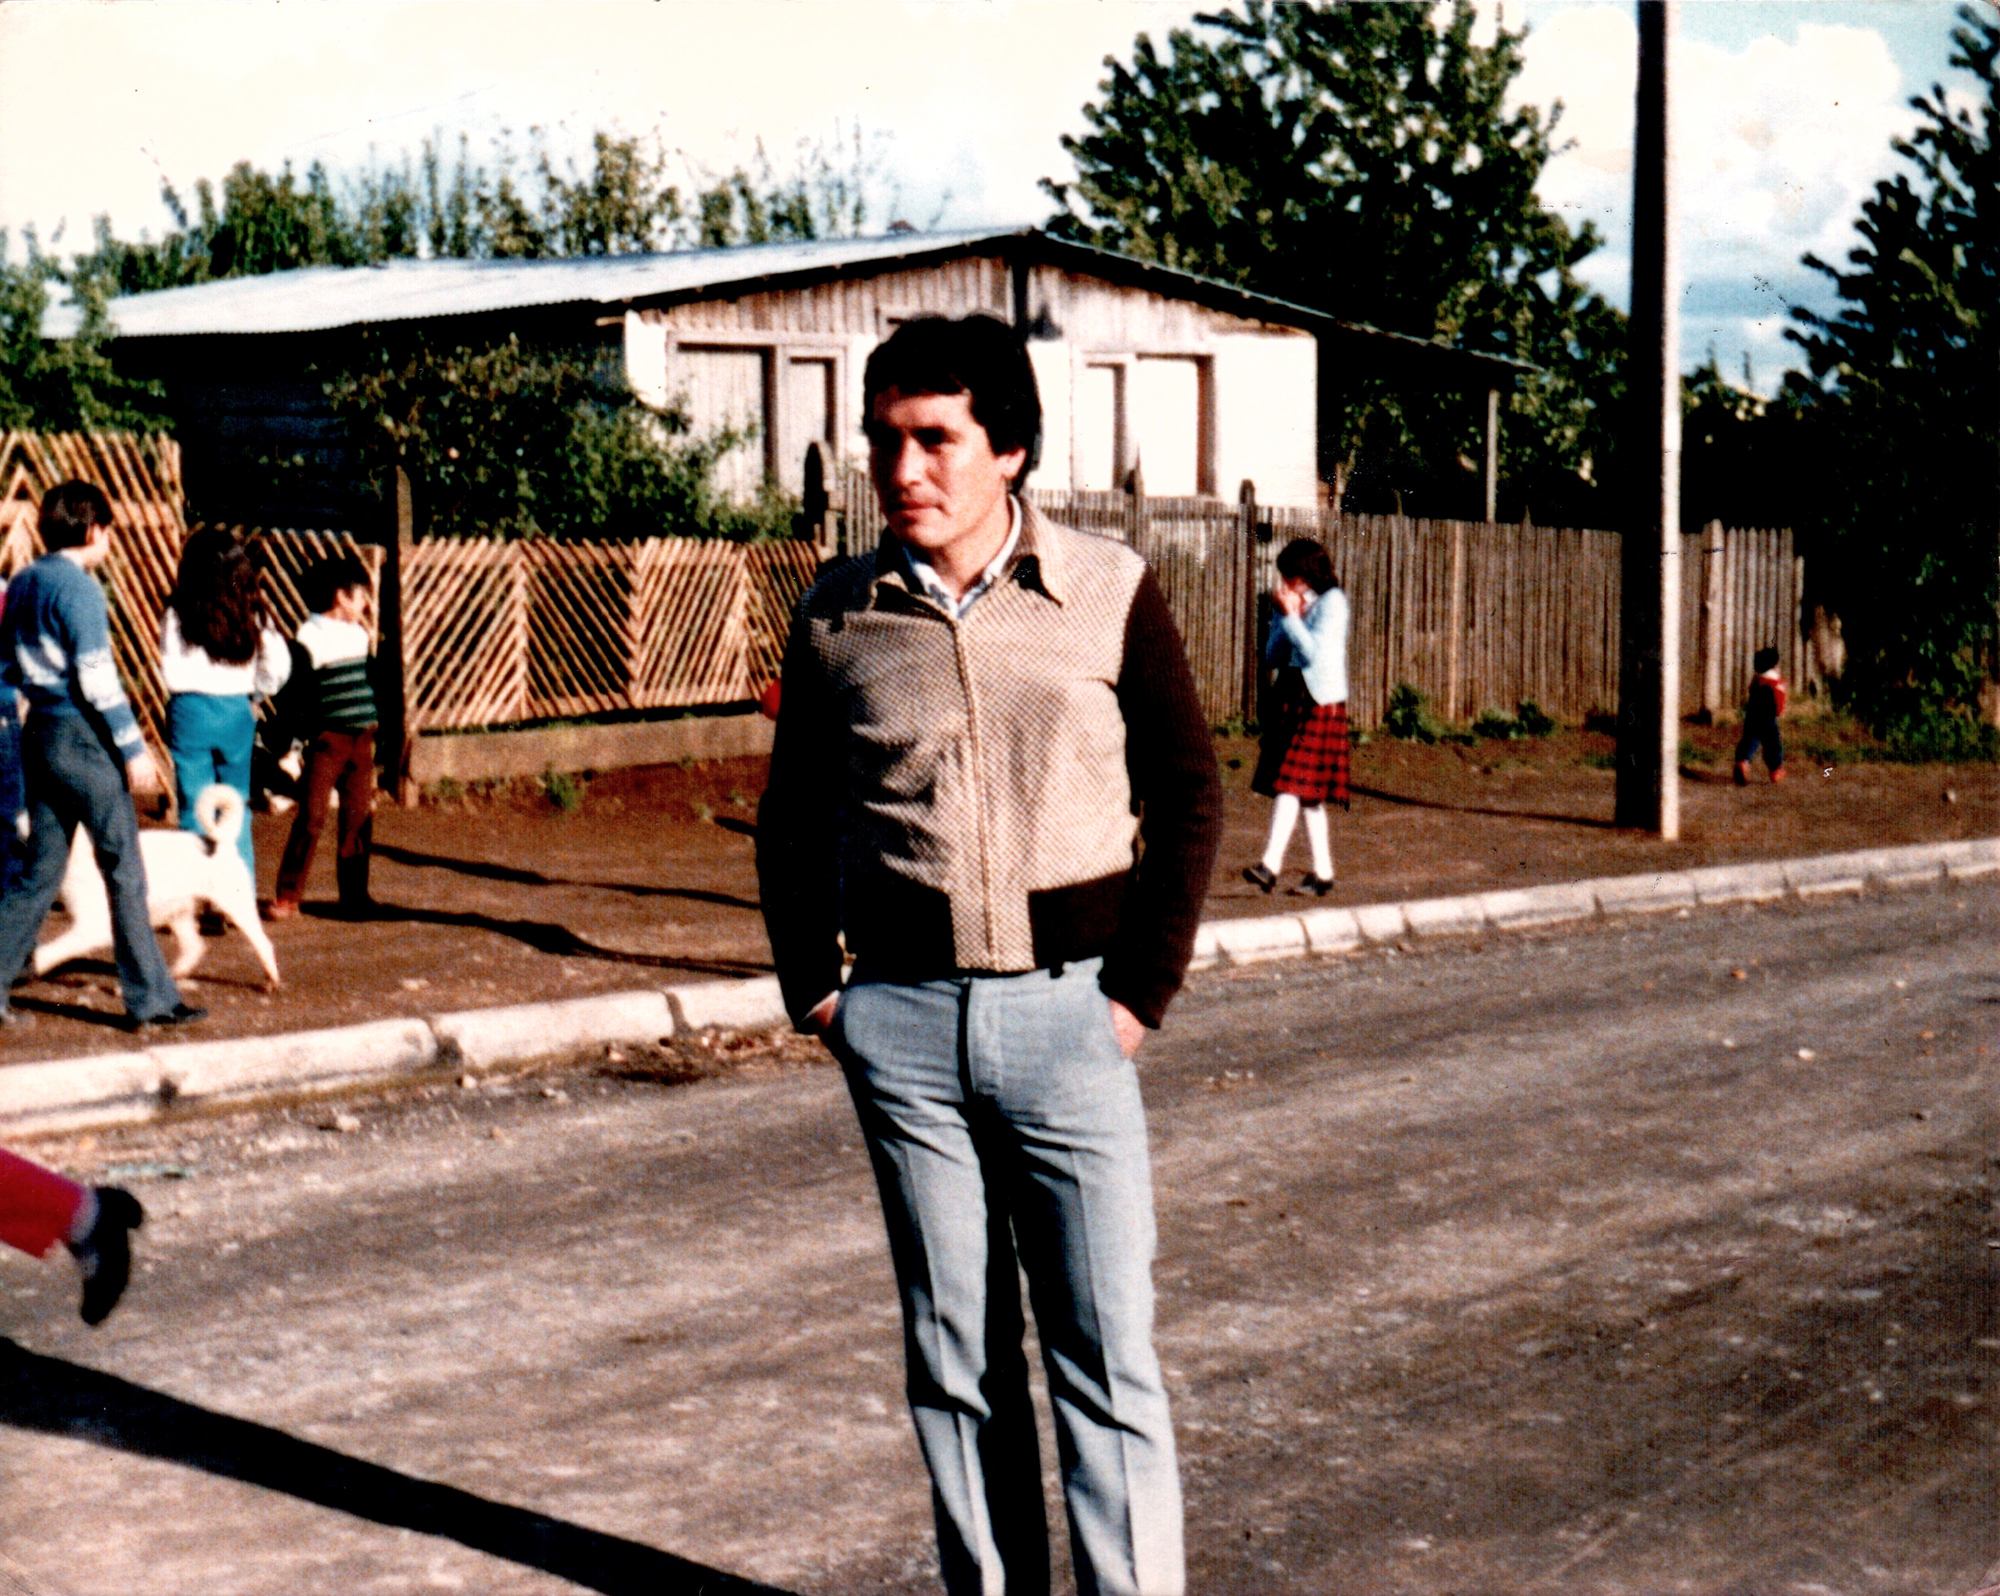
[757,501,1222,1029]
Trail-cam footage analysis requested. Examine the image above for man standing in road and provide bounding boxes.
[0,481,201,1031]
[758,315,1221,1595]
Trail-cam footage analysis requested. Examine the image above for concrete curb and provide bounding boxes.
[2,836,1993,1137]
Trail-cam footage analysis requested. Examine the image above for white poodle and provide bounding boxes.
[34,784,282,990]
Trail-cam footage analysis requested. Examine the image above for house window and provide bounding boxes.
[1130,355,1209,497]
[1075,362,1125,492]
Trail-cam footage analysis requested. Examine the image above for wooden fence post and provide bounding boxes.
[381,465,417,805]
[802,442,833,559]
[1696,519,1724,722]
[1445,517,1468,724]
[1240,478,1260,726]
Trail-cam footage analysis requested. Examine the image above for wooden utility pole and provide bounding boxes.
[380,465,416,806]
[1615,0,1682,836]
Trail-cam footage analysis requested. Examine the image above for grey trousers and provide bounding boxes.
[831,959,1184,1596]
[0,714,180,1021]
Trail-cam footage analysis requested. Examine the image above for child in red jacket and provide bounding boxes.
[1735,645,1787,785]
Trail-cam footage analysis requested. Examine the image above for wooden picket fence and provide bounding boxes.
[1,432,191,760]
[832,463,1800,729]
[4,431,1802,757]
[400,537,821,732]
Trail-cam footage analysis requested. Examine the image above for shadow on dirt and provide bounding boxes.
[4,992,140,1031]
[0,1339,795,1596]
[1346,783,1619,830]
[372,843,762,912]
[303,902,772,979]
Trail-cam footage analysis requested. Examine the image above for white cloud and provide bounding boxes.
[1509,4,1922,387]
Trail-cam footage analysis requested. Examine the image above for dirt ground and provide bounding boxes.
[1,712,1992,1065]
[0,882,1992,1593]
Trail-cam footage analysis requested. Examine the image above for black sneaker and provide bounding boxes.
[1242,863,1278,893]
[69,1186,144,1326]
[125,1002,207,1032]
[1287,874,1336,897]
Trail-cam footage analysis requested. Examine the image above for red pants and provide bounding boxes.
[275,727,376,906]
[0,1146,88,1259]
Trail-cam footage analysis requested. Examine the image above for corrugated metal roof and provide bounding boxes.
[39,224,1534,381]
[40,228,1030,339]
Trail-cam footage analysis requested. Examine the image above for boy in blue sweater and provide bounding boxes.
[0,482,202,1030]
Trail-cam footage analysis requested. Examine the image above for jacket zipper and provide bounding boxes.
[950,617,1000,962]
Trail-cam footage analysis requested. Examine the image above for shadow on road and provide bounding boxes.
[372,843,762,913]
[0,1339,796,1596]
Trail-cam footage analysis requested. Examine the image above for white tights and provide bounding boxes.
[1260,793,1333,880]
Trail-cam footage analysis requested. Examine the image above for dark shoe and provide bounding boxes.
[1242,863,1278,893]
[69,1186,143,1326]
[336,897,376,922]
[1288,874,1336,897]
[125,1003,207,1032]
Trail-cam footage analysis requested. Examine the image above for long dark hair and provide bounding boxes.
[1275,537,1338,594]
[170,528,264,666]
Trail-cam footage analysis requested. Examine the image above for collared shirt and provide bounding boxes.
[899,498,1023,620]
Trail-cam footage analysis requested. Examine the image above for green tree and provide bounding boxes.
[1783,4,1997,747]
[1044,0,1625,521]
[0,236,168,431]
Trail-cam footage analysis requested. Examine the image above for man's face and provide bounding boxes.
[867,387,1026,564]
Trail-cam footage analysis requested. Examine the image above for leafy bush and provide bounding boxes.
[1514,699,1556,737]
[1874,703,2000,764]
[327,332,796,540]
[1382,682,1442,744]
[1470,700,1555,741]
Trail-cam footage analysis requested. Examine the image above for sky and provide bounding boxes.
[0,0,1979,394]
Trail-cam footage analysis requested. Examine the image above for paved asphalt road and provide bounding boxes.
[0,881,1994,1596]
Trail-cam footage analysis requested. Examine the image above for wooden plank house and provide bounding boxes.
[49,228,1523,532]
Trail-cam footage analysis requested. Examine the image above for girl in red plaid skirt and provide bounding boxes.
[1247,540,1349,897]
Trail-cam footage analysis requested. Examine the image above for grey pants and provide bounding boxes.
[830,959,1184,1596]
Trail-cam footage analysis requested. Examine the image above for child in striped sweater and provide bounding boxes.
[267,555,379,920]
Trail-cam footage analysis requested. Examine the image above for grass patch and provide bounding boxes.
[541,768,587,812]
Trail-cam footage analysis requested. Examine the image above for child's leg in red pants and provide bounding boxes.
[0,1145,91,1259]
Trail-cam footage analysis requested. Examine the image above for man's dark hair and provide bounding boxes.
[1753,645,1780,674]
[1275,537,1338,594]
[302,553,372,615]
[863,315,1042,484]
[38,481,114,551]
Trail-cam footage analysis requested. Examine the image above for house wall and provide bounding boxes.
[635,253,1319,506]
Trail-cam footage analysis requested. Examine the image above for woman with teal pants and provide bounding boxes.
[160,529,290,877]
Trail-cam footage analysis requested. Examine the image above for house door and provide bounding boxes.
[781,357,836,493]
